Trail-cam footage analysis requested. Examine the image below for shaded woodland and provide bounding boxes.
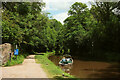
[2,1,120,61]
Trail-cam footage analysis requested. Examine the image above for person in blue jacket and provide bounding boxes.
[62,57,66,62]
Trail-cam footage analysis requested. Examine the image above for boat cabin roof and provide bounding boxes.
[63,54,72,58]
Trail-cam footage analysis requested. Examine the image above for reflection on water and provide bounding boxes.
[49,55,120,78]
[59,64,73,74]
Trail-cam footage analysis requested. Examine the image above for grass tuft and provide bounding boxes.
[4,53,28,66]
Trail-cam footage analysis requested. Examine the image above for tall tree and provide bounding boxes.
[64,2,97,54]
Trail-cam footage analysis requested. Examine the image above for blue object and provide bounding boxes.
[14,49,19,55]
[62,59,66,62]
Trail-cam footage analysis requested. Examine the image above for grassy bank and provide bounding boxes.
[35,52,80,80]
[4,53,28,66]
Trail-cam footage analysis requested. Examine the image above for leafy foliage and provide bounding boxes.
[2,1,120,61]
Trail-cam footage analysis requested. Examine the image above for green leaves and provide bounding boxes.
[2,1,120,59]
[64,2,97,49]
[2,2,45,51]
[68,2,88,16]
[39,19,64,52]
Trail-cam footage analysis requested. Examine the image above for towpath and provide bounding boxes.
[2,55,48,78]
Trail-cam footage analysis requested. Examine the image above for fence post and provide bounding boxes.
[9,53,11,62]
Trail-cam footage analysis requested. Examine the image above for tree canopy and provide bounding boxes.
[2,1,120,61]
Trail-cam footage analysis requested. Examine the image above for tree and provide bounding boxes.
[63,2,97,54]
[2,2,45,52]
[90,1,120,52]
[90,2,119,24]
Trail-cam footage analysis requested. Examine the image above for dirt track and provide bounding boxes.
[2,55,48,78]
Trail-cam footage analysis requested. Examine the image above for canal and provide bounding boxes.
[49,55,120,78]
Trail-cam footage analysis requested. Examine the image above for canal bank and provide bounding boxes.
[35,52,80,80]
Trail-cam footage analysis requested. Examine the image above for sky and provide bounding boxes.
[43,0,94,24]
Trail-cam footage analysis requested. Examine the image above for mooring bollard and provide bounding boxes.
[62,73,64,76]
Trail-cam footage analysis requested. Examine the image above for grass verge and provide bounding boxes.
[4,53,28,66]
[35,52,80,80]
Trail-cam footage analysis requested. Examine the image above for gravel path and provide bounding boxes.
[2,55,48,78]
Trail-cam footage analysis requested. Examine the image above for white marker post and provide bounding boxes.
[16,45,17,49]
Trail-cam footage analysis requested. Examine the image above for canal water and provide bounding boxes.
[49,55,120,78]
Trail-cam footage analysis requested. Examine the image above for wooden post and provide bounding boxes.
[9,53,11,62]
[16,55,17,60]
